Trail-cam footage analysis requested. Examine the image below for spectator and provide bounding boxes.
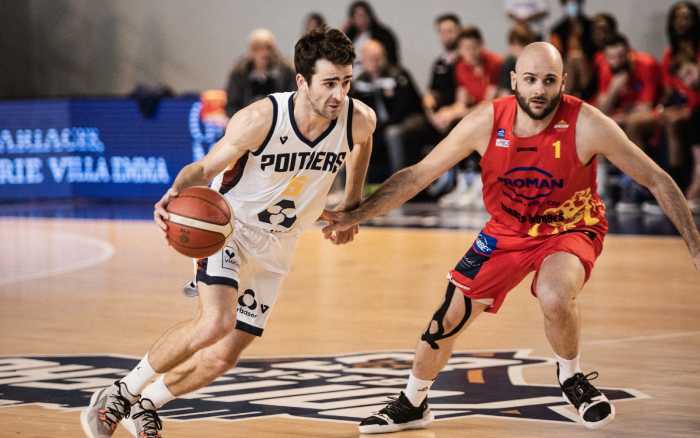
[439,26,502,209]
[659,2,700,190]
[504,0,550,40]
[498,24,538,96]
[591,13,618,54]
[550,0,596,99]
[224,29,295,117]
[595,33,660,124]
[673,55,700,213]
[344,1,400,73]
[453,26,503,117]
[352,39,426,179]
[303,12,326,34]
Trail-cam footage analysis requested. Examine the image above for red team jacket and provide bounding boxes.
[480,94,608,240]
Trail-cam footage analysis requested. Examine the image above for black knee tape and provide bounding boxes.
[421,283,472,350]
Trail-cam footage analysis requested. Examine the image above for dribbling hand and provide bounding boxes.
[153,188,179,238]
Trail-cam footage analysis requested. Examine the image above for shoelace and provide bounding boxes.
[377,395,411,419]
[101,392,131,427]
[132,405,163,437]
[566,371,601,403]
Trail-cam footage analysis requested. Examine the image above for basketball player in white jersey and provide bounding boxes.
[81,27,376,438]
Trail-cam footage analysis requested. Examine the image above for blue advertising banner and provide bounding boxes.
[0,97,224,200]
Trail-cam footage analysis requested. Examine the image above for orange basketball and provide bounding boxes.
[164,186,233,258]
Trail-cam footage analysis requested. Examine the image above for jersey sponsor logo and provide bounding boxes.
[495,139,510,148]
[517,146,537,152]
[501,202,566,225]
[527,188,604,237]
[498,167,564,201]
[497,128,506,138]
[554,120,569,130]
[280,136,288,144]
[260,151,346,174]
[258,199,297,229]
[0,352,645,425]
[222,246,238,271]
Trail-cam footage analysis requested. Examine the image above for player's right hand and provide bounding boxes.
[154,188,179,234]
[319,210,358,238]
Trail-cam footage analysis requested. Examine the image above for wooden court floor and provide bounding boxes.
[0,217,698,437]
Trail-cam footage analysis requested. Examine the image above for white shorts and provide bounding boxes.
[196,220,299,336]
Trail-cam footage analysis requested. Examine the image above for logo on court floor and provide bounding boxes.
[0,351,647,426]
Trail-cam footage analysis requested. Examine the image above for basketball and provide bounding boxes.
[165,186,234,258]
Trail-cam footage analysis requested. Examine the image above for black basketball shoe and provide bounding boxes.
[358,391,433,434]
[558,364,615,429]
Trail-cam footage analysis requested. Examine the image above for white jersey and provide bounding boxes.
[211,92,354,234]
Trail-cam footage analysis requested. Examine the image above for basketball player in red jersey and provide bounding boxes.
[323,42,700,433]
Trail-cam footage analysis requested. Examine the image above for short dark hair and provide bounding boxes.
[294,27,356,83]
[457,26,483,44]
[592,13,618,32]
[435,13,461,27]
[603,33,630,49]
[508,24,536,46]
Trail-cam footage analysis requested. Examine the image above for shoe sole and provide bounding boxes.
[80,389,104,438]
[561,393,616,429]
[358,410,434,434]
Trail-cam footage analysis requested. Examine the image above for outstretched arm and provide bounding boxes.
[578,103,700,270]
[323,102,493,232]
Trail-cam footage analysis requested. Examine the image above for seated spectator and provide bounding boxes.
[423,14,462,135]
[550,0,597,99]
[595,33,660,124]
[498,24,537,97]
[452,26,503,119]
[224,29,296,117]
[504,0,550,40]
[659,1,700,188]
[438,26,502,209]
[673,55,700,213]
[344,1,400,76]
[591,13,618,55]
[352,39,426,179]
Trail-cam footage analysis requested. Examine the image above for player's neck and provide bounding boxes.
[513,102,560,137]
[293,92,332,137]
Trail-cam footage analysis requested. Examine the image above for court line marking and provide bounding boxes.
[0,232,115,286]
[585,330,700,346]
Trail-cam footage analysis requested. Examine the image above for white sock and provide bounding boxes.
[120,353,156,396]
[404,372,434,407]
[141,375,176,409]
[555,352,581,384]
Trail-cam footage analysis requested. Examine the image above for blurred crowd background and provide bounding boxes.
[2,0,699,216]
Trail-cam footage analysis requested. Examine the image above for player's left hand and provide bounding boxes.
[318,210,359,245]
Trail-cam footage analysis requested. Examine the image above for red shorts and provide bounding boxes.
[448,224,604,313]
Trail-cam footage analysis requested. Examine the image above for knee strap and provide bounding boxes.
[421,283,472,350]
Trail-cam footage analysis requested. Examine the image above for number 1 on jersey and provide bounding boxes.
[552,140,561,159]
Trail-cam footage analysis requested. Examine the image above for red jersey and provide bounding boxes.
[662,48,700,108]
[455,50,503,105]
[481,95,608,238]
[596,50,661,111]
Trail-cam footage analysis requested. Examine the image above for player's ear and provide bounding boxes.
[561,72,567,93]
[510,70,516,91]
[296,73,308,92]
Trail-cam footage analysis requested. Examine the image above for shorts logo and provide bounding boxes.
[0,352,646,425]
[237,289,269,317]
[258,199,296,229]
[473,232,497,256]
[222,246,237,271]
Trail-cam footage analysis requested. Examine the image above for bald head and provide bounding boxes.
[361,39,387,75]
[515,42,564,76]
[510,42,565,120]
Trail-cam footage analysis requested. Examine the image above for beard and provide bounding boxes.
[514,85,561,120]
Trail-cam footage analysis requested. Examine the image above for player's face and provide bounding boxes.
[512,68,564,121]
[303,59,353,120]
